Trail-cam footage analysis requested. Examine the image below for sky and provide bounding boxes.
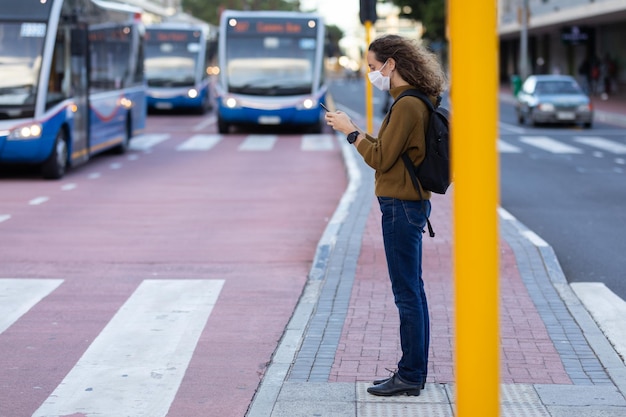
[299,0,360,35]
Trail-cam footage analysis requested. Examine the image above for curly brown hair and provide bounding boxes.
[369,34,447,97]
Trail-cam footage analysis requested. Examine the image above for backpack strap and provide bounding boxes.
[389,89,439,237]
[389,89,439,120]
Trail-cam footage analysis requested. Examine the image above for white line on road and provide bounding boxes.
[29,196,49,205]
[129,134,170,151]
[572,282,626,365]
[239,134,277,151]
[33,279,224,417]
[60,183,77,191]
[574,136,626,154]
[520,136,583,154]
[0,214,10,223]
[0,279,64,335]
[193,114,217,131]
[302,134,335,151]
[498,139,523,153]
[177,134,222,151]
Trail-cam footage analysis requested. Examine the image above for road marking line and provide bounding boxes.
[88,172,101,179]
[29,196,49,205]
[129,134,170,151]
[33,279,224,417]
[574,136,626,154]
[109,162,122,170]
[302,134,335,151]
[0,279,63,335]
[193,115,217,131]
[239,134,277,151]
[520,136,583,154]
[498,139,522,153]
[177,134,222,151]
[0,214,10,223]
[572,282,626,364]
[61,183,77,191]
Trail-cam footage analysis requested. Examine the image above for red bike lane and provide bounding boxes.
[0,115,346,417]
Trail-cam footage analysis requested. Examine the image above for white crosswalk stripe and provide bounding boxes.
[574,136,626,154]
[239,134,277,151]
[130,134,170,151]
[498,139,522,153]
[32,279,224,417]
[302,134,335,151]
[177,134,223,151]
[0,279,64,335]
[519,136,583,154]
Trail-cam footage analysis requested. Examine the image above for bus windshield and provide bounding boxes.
[226,35,315,96]
[145,30,200,88]
[0,21,46,118]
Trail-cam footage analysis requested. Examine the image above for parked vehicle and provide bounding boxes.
[515,75,593,128]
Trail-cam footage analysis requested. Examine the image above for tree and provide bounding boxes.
[389,0,446,44]
[181,0,301,26]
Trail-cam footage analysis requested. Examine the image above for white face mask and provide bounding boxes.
[368,60,391,91]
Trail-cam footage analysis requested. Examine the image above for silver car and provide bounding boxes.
[515,75,593,128]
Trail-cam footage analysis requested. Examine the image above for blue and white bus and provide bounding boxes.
[216,10,327,133]
[145,21,218,114]
[0,0,146,179]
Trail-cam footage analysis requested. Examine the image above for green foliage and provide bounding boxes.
[181,0,301,26]
[390,0,446,42]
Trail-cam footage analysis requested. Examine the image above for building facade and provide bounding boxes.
[499,0,626,94]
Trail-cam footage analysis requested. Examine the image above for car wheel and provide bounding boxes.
[41,129,68,179]
[583,121,592,129]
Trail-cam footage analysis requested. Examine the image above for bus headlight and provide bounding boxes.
[302,98,314,109]
[8,123,43,140]
[119,97,133,109]
[187,88,199,99]
[225,97,238,108]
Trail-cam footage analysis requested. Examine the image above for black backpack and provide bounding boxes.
[388,89,451,237]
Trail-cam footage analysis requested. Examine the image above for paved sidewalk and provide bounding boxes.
[246,93,626,416]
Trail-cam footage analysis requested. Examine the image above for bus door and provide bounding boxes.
[68,25,89,163]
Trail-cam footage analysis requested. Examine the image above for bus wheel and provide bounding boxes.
[218,118,230,134]
[113,116,131,154]
[41,129,68,179]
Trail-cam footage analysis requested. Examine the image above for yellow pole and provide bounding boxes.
[364,20,373,133]
[449,0,500,416]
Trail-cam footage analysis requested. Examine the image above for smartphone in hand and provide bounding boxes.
[320,102,331,112]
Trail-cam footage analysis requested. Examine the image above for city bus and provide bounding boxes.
[145,21,218,114]
[0,0,146,179]
[216,10,327,133]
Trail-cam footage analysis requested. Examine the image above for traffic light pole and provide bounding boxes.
[364,20,373,134]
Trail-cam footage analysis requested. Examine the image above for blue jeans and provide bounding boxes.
[378,197,431,385]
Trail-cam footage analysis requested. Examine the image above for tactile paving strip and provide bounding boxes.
[357,383,552,417]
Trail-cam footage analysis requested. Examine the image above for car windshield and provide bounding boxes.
[0,21,46,119]
[535,80,582,95]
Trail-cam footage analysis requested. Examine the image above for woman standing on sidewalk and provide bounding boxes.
[325,34,447,396]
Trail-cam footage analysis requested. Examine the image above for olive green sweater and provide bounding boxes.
[356,85,434,201]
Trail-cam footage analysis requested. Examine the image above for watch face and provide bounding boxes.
[347,131,358,143]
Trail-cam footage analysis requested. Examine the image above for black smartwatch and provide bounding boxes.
[347,130,359,144]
